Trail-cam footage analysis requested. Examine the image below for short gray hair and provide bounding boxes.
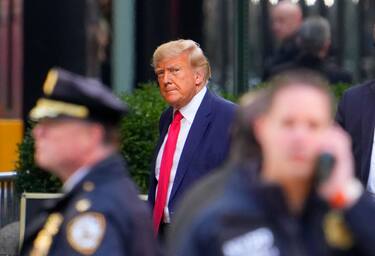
[298,16,331,56]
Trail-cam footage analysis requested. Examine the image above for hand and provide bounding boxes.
[317,125,362,208]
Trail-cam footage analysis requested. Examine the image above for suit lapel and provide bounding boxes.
[156,108,173,158]
[169,90,213,203]
[361,83,375,183]
[148,108,173,204]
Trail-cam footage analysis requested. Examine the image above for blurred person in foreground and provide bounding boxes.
[270,16,352,84]
[171,69,375,256]
[263,0,303,80]
[336,23,375,195]
[166,90,266,254]
[21,68,158,255]
[148,39,237,238]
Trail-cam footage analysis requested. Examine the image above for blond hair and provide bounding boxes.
[152,39,211,82]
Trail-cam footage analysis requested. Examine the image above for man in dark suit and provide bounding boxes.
[148,39,237,236]
[336,24,375,193]
[21,68,158,255]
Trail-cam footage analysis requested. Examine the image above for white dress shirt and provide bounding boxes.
[367,129,375,193]
[155,86,207,223]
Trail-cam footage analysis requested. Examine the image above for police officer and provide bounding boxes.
[170,70,375,256]
[21,68,158,255]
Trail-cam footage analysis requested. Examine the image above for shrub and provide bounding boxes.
[330,83,351,100]
[120,83,167,193]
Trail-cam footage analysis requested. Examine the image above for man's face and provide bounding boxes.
[256,85,332,181]
[155,52,204,109]
[33,118,96,174]
[271,6,301,42]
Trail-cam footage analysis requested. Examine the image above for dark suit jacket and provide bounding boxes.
[21,154,158,256]
[336,80,375,185]
[148,89,237,218]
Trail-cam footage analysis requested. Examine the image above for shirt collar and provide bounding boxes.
[63,166,90,193]
[177,86,207,123]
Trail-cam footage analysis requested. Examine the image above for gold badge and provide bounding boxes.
[67,212,106,255]
[75,199,92,212]
[323,210,354,250]
[83,181,95,192]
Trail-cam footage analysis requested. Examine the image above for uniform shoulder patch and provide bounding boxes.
[67,212,106,255]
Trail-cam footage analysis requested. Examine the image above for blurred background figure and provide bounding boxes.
[263,0,303,80]
[270,16,353,84]
[170,70,375,256]
[271,0,303,43]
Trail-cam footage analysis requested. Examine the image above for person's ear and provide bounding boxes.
[194,69,204,86]
[89,124,106,145]
[253,116,267,145]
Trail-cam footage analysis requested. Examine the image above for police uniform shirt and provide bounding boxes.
[21,154,158,256]
[172,168,375,256]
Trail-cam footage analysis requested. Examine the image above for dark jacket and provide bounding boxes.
[263,33,300,81]
[336,80,375,185]
[173,168,375,256]
[21,154,158,256]
[167,161,259,256]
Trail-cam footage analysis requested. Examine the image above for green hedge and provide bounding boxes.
[15,82,351,194]
[120,83,167,193]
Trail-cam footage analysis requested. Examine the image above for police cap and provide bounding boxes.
[30,68,128,125]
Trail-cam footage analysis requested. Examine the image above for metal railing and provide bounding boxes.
[0,172,19,228]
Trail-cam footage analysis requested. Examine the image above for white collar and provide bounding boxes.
[63,166,90,193]
[177,86,207,123]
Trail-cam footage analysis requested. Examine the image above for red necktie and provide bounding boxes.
[153,111,183,235]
